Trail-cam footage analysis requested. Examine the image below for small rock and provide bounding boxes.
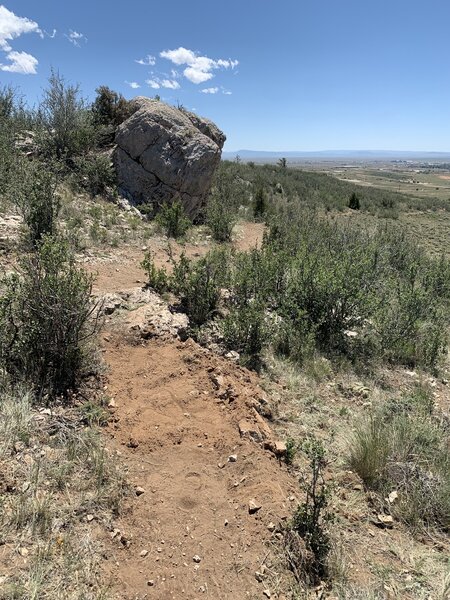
[14,441,26,453]
[192,555,202,563]
[23,454,34,466]
[238,419,263,443]
[248,499,262,514]
[135,486,145,496]
[18,547,29,557]
[353,484,363,491]
[265,440,286,456]
[267,522,276,532]
[374,514,394,529]
[147,580,154,586]
[387,490,398,504]
[127,438,139,448]
[273,440,287,456]
[120,534,132,547]
[211,374,225,389]
[263,590,271,598]
[108,399,116,408]
[86,514,94,522]
[228,454,238,463]
[255,571,265,582]
[140,550,149,557]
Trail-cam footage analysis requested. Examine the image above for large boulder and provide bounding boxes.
[113,97,225,218]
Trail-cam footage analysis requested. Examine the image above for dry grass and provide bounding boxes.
[0,386,125,599]
[261,352,450,599]
[349,385,450,532]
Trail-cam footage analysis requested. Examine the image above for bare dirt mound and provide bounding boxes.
[101,334,297,599]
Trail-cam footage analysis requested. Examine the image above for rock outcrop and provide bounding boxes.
[113,97,225,218]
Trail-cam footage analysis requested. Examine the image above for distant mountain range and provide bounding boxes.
[222,149,450,160]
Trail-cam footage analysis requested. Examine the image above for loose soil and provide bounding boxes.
[101,334,297,599]
[91,221,300,599]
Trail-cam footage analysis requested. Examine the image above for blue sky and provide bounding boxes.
[1,0,450,151]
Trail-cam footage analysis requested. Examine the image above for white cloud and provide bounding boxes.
[65,30,86,46]
[223,90,232,95]
[216,59,239,69]
[160,46,238,85]
[201,87,219,94]
[146,77,179,90]
[184,66,213,84]
[146,79,160,89]
[136,54,156,66]
[0,5,41,51]
[126,81,140,89]
[161,79,180,90]
[0,50,38,74]
[0,5,41,74]
[160,47,196,65]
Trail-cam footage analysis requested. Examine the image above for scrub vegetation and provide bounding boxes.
[0,74,449,599]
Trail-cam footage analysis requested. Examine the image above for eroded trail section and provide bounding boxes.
[102,334,296,599]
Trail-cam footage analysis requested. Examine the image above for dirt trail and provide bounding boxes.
[101,335,296,599]
[88,221,299,598]
[90,222,265,294]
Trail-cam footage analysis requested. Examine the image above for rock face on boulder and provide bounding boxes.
[113,97,225,218]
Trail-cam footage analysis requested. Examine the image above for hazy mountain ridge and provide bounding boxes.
[223,149,450,160]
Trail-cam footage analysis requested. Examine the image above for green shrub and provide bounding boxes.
[348,192,360,210]
[0,236,100,400]
[72,153,116,196]
[140,250,169,293]
[38,69,96,161]
[206,191,236,242]
[92,85,132,128]
[220,301,269,369]
[0,87,19,196]
[171,249,229,326]
[13,160,61,247]
[285,438,333,585]
[264,212,449,369]
[284,437,298,465]
[252,184,267,219]
[156,200,191,238]
[206,164,245,242]
[274,311,316,366]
